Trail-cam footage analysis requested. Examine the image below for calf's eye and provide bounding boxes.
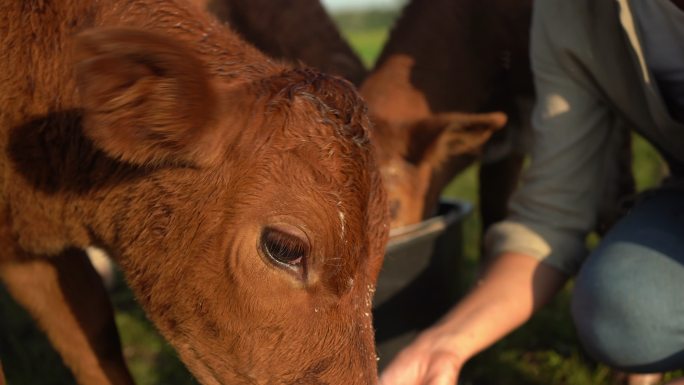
[260,226,310,277]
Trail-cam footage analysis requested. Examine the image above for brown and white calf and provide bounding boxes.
[360,0,530,229]
[363,0,634,233]
[0,1,388,384]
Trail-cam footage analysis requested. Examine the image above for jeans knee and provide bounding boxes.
[571,244,684,372]
[572,266,623,366]
[571,273,632,369]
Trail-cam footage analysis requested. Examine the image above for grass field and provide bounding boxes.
[0,8,679,385]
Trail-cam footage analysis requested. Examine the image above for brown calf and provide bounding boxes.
[0,1,388,384]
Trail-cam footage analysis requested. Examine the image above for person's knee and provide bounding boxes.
[571,242,684,372]
[572,260,636,369]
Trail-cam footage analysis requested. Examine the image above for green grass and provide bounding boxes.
[632,132,668,190]
[332,10,398,68]
[0,273,196,385]
[111,288,196,385]
[0,285,76,385]
[0,9,680,385]
[343,28,390,68]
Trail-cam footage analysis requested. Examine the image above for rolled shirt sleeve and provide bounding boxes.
[484,2,627,275]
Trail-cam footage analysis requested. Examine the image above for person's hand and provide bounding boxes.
[379,252,568,385]
[378,328,464,385]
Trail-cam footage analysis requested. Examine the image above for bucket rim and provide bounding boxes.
[387,198,472,250]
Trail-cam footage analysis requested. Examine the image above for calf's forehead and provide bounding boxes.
[229,69,379,221]
[241,138,374,243]
[259,68,371,143]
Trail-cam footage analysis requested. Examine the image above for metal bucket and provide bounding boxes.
[373,199,472,369]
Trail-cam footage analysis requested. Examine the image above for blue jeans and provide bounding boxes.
[571,187,684,373]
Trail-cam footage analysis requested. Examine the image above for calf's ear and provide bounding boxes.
[404,112,507,167]
[74,28,222,167]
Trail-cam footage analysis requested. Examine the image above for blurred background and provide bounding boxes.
[321,0,402,11]
[0,2,677,385]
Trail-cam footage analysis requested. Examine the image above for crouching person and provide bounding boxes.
[379,0,684,384]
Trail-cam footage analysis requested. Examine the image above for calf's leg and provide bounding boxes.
[0,248,134,385]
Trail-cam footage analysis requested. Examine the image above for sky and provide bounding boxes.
[320,0,401,11]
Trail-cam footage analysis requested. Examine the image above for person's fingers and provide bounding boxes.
[424,365,458,385]
[378,362,419,385]
[425,372,457,385]
[381,363,456,385]
[379,351,460,385]
[379,346,426,385]
[424,354,459,385]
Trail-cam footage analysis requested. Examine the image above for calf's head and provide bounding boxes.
[74,28,388,385]
[357,55,506,229]
[370,112,506,228]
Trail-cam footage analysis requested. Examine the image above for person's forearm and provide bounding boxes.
[423,252,569,365]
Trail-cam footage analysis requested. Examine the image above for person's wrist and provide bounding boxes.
[414,322,470,369]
